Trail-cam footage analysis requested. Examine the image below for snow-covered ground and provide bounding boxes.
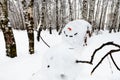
[0,28,120,80]
[0,30,61,80]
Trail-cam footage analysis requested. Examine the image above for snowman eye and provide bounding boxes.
[74,33,78,35]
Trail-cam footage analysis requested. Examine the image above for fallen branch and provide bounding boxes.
[75,41,120,74]
[40,35,50,48]
[91,49,120,74]
[76,42,120,64]
[37,28,50,48]
[110,53,120,71]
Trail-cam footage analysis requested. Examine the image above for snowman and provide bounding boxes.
[30,20,93,80]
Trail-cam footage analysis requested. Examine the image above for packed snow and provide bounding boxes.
[0,20,120,80]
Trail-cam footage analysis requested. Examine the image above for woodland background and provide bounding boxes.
[0,0,120,58]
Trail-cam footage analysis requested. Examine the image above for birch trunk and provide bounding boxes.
[22,0,34,54]
[56,0,59,31]
[68,0,73,21]
[94,0,102,30]
[100,0,109,30]
[0,0,17,58]
[88,0,95,24]
[82,0,88,20]
[112,0,119,32]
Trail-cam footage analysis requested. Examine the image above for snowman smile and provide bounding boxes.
[63,31,78,38]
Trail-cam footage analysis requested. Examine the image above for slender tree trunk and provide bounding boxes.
[73,0,77,19]
[68,0,73,21]
[88,0,95,24]
[98,0,104,30]
[37,0,47,41]
[82,0,89,20]
[0,0,17,58]
[56,0,60,31]
[112,0,119,32]
[94,0,102,30]
[41,0,46,30]
[27,0,34,54]
[61,0,66,27]
[58,0,66,35]
[100,0,109,30]
[22,0,34,54]
[109,0,115,33]
[117,5,120,32]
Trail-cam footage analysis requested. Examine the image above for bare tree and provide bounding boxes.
[68,0,73,21]
[0,0,17,58]
[111,0,120,33]
[55,0,60,31]
[94,0,102,30]
[108,0,115,33]
[88,0,95,24]
[76,42,120,74]
[22,0,34,54]
[100,0,109,30]
[98,0,109,30]
[82,0,89,20]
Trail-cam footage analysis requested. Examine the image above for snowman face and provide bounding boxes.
[63,27,79,38]
[62,26,86,47]
[62,20,92,47]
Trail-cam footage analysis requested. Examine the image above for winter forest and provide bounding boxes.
[0,0,120,80]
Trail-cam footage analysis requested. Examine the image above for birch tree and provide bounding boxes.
[68,0,73,21]
[55,0,60,31]
[112,0,120,32]
[94,0,102,30]
[22,0,34,54]
[0,0,17,58]
[98,0,106,30]
[100,0,109,30]
[82,0,89,20]
[88,0,95,24]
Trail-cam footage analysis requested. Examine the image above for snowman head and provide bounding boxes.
[62,20,92,48]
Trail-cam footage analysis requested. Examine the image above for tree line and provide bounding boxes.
[0,0,120,58]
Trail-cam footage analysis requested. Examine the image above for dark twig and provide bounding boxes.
[75,42,120,74]
[110,53,120,71]
[37,28,50,48]
[76,60,92,64]
[91,49,120,74]
[76,42,115,64]
[40,35,50,48]
[90,42,116,63]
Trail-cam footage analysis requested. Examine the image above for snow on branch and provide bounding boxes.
[76,42,120,74]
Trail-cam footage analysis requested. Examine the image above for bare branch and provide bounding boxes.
[91,49,120,74]
[76,42,120,64]
[110,54,120,71]
[40,35,50,48]
[75,42,120,74]
[90,42,120,63]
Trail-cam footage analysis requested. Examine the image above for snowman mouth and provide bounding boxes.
[64,31,78,37]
